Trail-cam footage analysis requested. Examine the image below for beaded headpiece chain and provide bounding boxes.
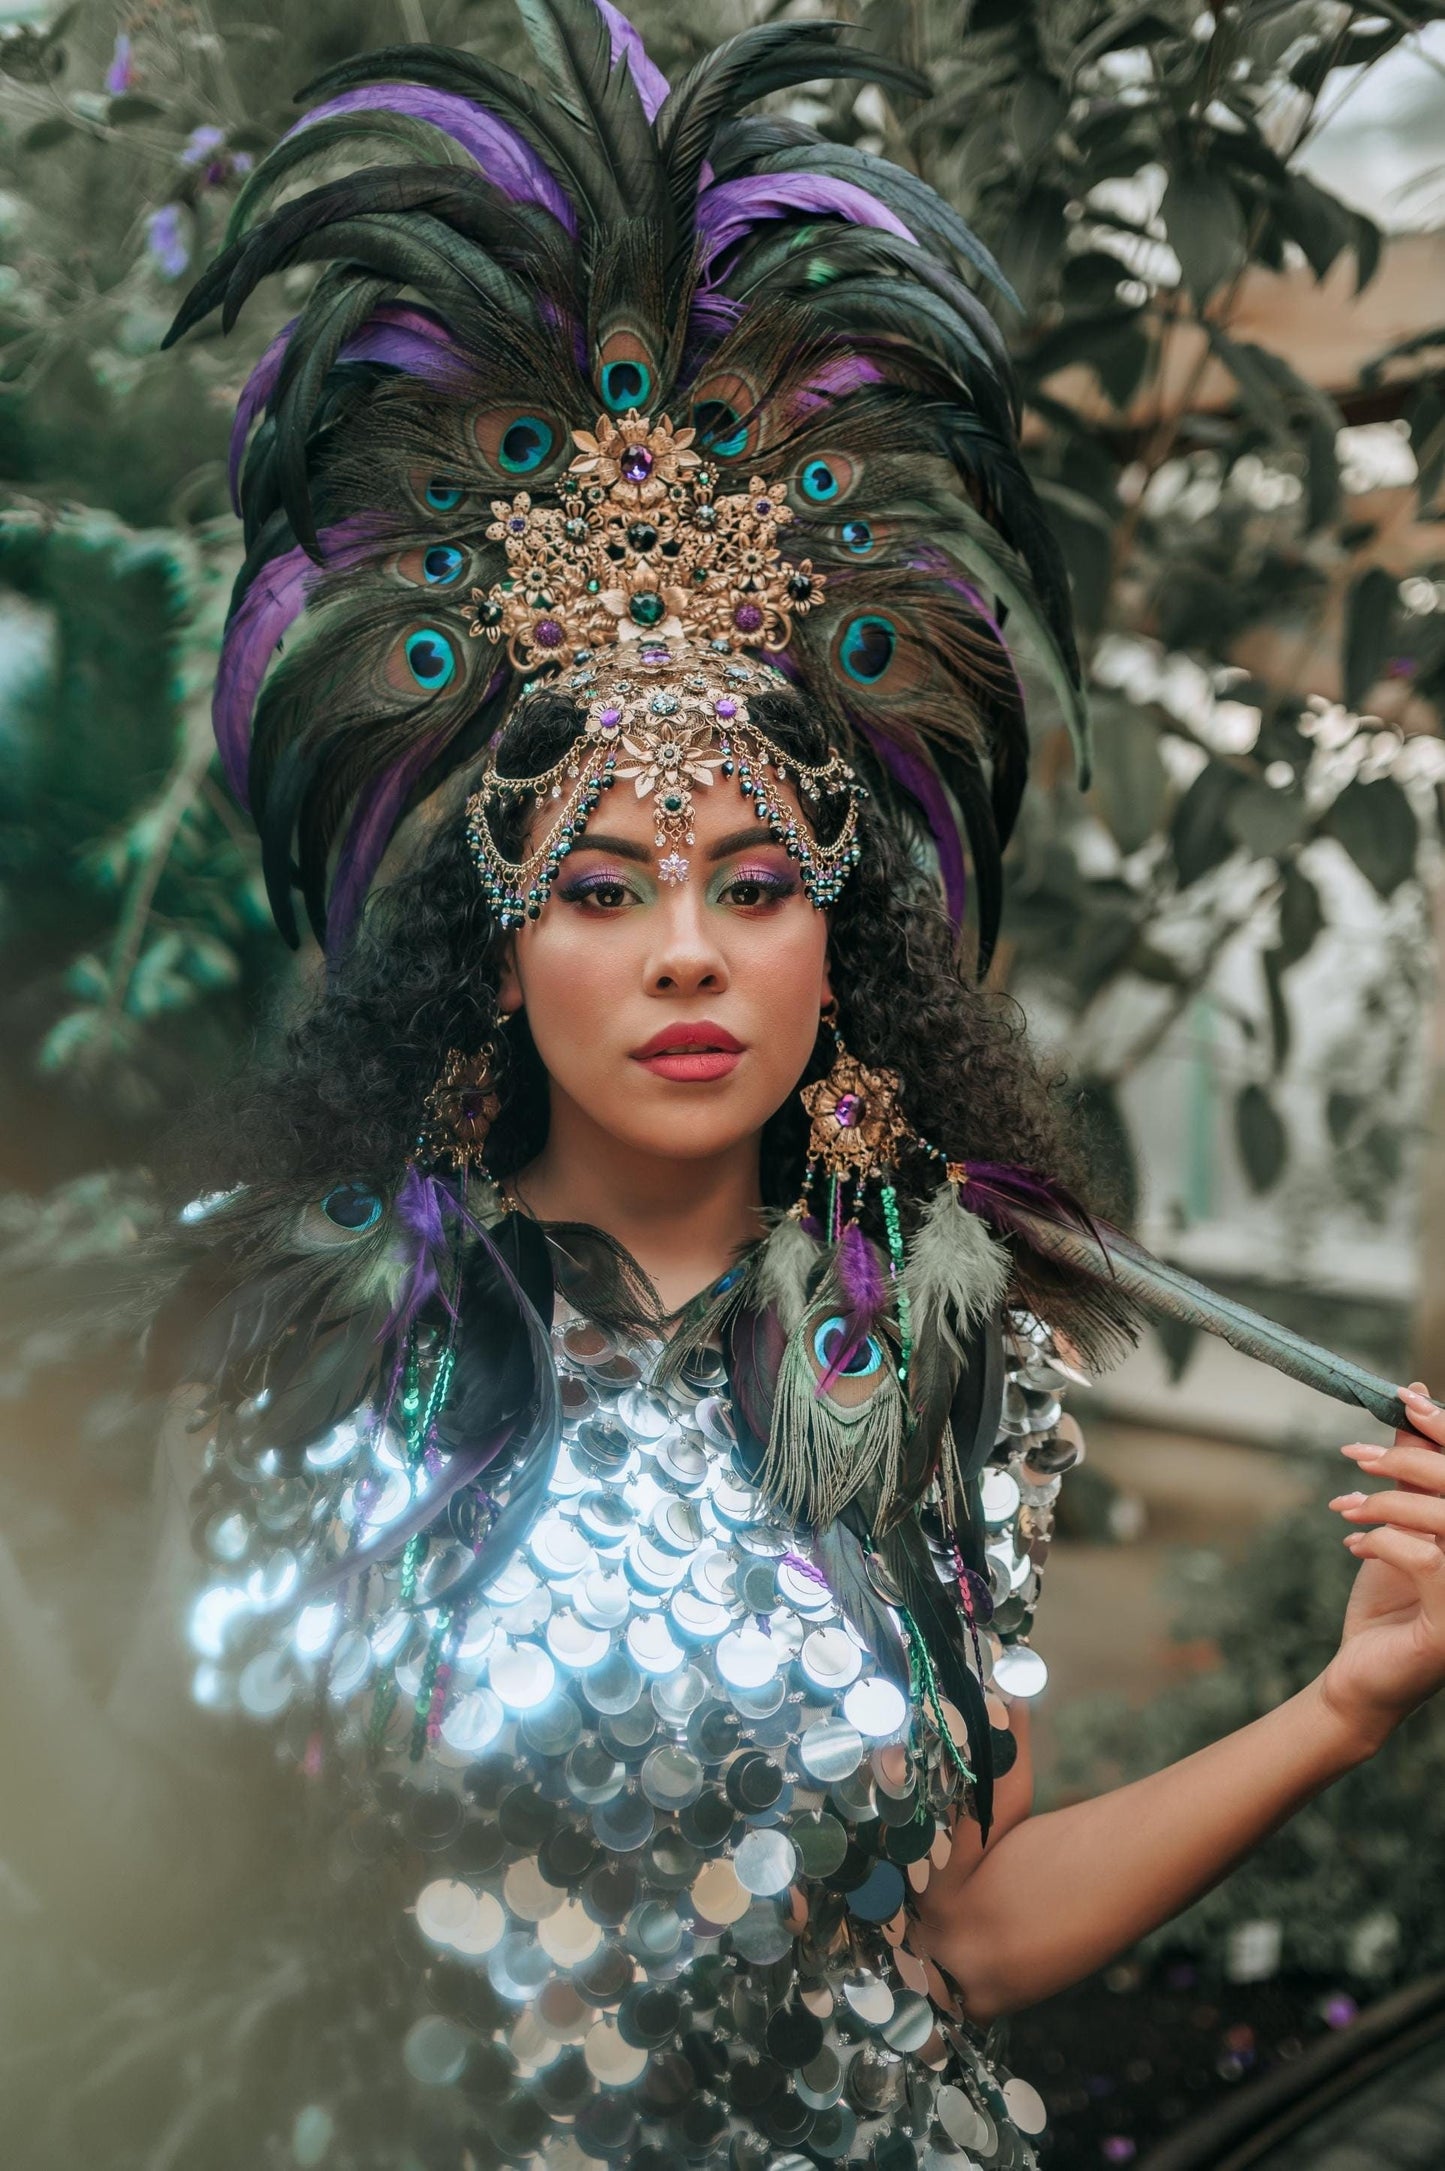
[461,412,864,926]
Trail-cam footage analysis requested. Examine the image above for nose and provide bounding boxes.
[644,882,730,997]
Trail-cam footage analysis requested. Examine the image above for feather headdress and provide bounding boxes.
[166,0,1087,968]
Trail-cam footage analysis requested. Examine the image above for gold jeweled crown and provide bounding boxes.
[462,412,864,928]
[460,410,825,670]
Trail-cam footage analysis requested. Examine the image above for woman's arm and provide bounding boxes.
[917,1381,1445,2023]
[914,1673,1367,2021]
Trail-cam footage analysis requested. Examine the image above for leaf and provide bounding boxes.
[1326,1089,1363,1146]
[1226,780,1306,860]
[1171,761,1240,887]
[1152,1313,1199,1384]
[1322,777,1419,899]
[21,114,78,153]
[1162,165,1246,306]
[1235,1082,1288,1193]
[1011,75,1066,164]
[996,186,1067,315]
[106,94,167,124]
[1342,567,1398,709]
[1065,7,1184,82]
[1276,863,1324,964]
[1090,701,1167,855]
[1262,948,1290,1072]
[1274,171,1349,282]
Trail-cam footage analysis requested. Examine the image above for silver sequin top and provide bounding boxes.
[188,1266,1083,2170]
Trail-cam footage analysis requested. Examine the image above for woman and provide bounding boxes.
[28,6,1445,2167]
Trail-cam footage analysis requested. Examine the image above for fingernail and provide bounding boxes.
[1342,1443,1387,1460]
[1330,1492,1367,1509]
[1404,1384,1431,1403]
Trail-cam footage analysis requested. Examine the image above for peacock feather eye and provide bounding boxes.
[423,545,466,585]
[840,518,874,556]
[838,614,897,685]
[404,628,458,693]
[498,416,556,474]
[812,1315,884,1378]
[321,1182,383,1231]
[600,358,652,412]
[800,458,841,503]
[424,477,465,512]
[693,399,749,458]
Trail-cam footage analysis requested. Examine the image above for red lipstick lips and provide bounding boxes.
[630,1020,745,1083]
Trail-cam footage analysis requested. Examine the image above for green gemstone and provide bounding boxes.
[629,591,665,627]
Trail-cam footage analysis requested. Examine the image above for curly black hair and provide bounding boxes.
[178,685,1094,1237]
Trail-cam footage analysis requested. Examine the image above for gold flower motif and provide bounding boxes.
[800,1054,909,1179]
[570,413,700,506]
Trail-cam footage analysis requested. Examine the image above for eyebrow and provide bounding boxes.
[565,825,779,867]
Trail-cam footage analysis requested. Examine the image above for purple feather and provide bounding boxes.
[213,517,378,806]
[229,319,295,511]
[596,0,670,120]
[794,353,884,411]
[696,173,914,273]
[324,732,445,956]
[863,728,968,929]
[338,302,471,385]
[294,86,575,229]
[389,1164,458,1331]
[820,1221,891,1393]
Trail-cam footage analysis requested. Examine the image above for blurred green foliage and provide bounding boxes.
[1049,1474,1445,1989]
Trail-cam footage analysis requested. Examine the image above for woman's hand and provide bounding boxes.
[1325,1381,1445,1751]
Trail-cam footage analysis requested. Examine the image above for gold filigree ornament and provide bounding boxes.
[800,1051,910,1182]
[417,1045,501,1171]
[461,412,861,930]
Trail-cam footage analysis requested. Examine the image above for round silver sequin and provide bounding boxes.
[843,1676,908,1740]
[734,1828,798,1896]
[777,1561,835,1614]
[991,1643,1049,1698]
[711,1476,760,1526]
[936,2085,993,2152]
[529,1515,593,1580]
[537,1898,603,1966]
[640,1743,705,1810]
[565,1740,625,1805]
[627,1534,691,1592]
[696,1395,735,1449]
[655,1432,708,1486]
[584,2018,648,2087]
[690,1858,750,1926]
[573,1569,632,1630]
[651,1665,708,1723]
[415,1879,485,1949]
[980,1468,1022,1526]
[304,1419,363,1472]
[238,1648,294,1718]
[690,1549,736,1603]
[652,1497,705,1551]
[326,1629,372,1700]
[715,1626,779,1690]
[842,1974,894,2027]
[627,1615,684,1675]
[547,1612,612,1671]
[205,1511,249,1563]
[669,1588,732,1642]
[292,1601,337,1661]
[402,2015,470,2087]
[731,1900,794,1964]
[582,1649,645,1715]
[618,1387,673,1440]
[489,1640,557,1710]
[440,1688,504,1756]
[797,1719,865,1784]
[1002,2077,1048,2135]
[800,1627,863,1693]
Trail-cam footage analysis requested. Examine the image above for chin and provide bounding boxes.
[607,1108,771,1162]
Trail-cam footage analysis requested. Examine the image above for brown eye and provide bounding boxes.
[473,409,562,478]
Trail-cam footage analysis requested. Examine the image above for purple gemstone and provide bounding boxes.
[508,516,527,533]
[641,645,671,664]
[753,498,772,516]
[533,619,564,649]
[714,697,739,719]
[834,1093,862,1128]
[620,445,654,483]
[597,704,622,727]
[733,602,764,633]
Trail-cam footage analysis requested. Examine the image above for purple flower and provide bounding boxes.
[146,203,189,280]
[105,33,136,96]
[181,123,228,168]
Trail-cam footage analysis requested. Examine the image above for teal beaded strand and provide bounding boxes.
[880,1182,912,1387]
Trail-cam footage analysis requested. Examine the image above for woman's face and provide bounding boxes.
[499,765,833,1163]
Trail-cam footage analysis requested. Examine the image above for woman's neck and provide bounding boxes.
[512,1093,765,1314]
